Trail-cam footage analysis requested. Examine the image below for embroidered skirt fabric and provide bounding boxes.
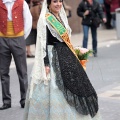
[23,44,102,120]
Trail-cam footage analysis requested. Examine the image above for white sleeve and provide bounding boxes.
[23,1,32,39]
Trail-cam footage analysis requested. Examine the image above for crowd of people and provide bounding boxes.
[77,0,120,57]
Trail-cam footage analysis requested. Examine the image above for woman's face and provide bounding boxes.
[49,0,63,14]
[87,0,93,4]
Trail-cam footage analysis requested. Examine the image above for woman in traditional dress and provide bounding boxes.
[23,0,102,120]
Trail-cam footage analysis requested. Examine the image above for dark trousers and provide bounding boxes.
[104,2,112,28]
[82,25,97,53]
[0,36,28,105]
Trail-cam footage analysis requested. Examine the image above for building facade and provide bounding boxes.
[65,0,82,33]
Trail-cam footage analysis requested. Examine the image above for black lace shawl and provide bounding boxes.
[51,43,98,118]
[45,27,98,117]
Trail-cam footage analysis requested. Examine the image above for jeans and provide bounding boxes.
[82,25,97,53]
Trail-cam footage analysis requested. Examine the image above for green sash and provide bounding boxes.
[45,13,78,59]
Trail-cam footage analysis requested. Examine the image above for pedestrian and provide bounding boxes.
[0,0,32,110]
[23,0,102,120]
[25,0,35,58]
[105,0,120,28]
[26,0,43,58]
[77,0,106,57]
[104,0,113,29]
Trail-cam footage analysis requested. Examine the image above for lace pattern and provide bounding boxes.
[29,0,71,98]
[51,43,98,117]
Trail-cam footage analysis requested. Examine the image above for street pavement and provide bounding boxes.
[0,28,120,120]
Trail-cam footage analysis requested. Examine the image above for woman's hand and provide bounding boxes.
[84,10,89,16]
[103,18,107,23]
[45,66,50,75]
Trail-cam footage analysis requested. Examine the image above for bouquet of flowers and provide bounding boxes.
[74,47,93,70]
[74,47,93,60]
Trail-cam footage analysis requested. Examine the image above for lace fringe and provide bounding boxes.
[52,46,98,118]
[63,87,98,117]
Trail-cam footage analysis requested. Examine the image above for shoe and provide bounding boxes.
[93,53,97,57]
[27,55,35,58]
[21,103,25,108]
[0,104,11,110]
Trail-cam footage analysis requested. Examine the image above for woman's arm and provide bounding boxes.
[97,2,107,23]
[44,46,50,75]
[77,2,85,18]
[44,27,50,75]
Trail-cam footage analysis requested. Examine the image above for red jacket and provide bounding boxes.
[0,0,24,35]
[105,0,120,13]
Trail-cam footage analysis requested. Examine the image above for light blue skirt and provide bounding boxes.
[23,46,102,120]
